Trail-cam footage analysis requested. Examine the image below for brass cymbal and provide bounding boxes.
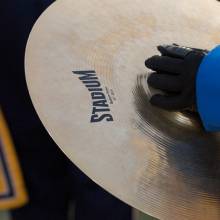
[25,0,220,219]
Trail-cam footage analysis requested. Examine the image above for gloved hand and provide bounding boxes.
[145,44,209,111]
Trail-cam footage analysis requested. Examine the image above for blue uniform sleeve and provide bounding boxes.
[196,45,220,132]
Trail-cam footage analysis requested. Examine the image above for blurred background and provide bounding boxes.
[0,210,156,220]
[0,1,157,220]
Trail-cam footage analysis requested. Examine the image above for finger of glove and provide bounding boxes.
[188,47,209,54]
[157,45,192,58]
[150,94,187,110]
[145,55,183,74]
[147,73,182,92]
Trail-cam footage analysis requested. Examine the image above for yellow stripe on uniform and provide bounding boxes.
[0,158,8,197]
[0,109,28,210]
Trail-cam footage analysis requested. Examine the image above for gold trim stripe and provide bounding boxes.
[0,109,28,210]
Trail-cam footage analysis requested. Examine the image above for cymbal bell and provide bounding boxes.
[25,0,220,219]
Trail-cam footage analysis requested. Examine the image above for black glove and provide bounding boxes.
[145,44,208,111]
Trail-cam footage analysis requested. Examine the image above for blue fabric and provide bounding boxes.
[196,45,220,132]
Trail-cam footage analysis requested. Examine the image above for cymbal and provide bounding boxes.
[25,0,220,219]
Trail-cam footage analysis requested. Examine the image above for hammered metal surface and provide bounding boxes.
[25,0,220,219]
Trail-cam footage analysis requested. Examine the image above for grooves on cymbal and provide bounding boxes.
[132,74,220,218]
[24,0,220,219]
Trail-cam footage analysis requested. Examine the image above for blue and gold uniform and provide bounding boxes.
[0,110,28,210]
